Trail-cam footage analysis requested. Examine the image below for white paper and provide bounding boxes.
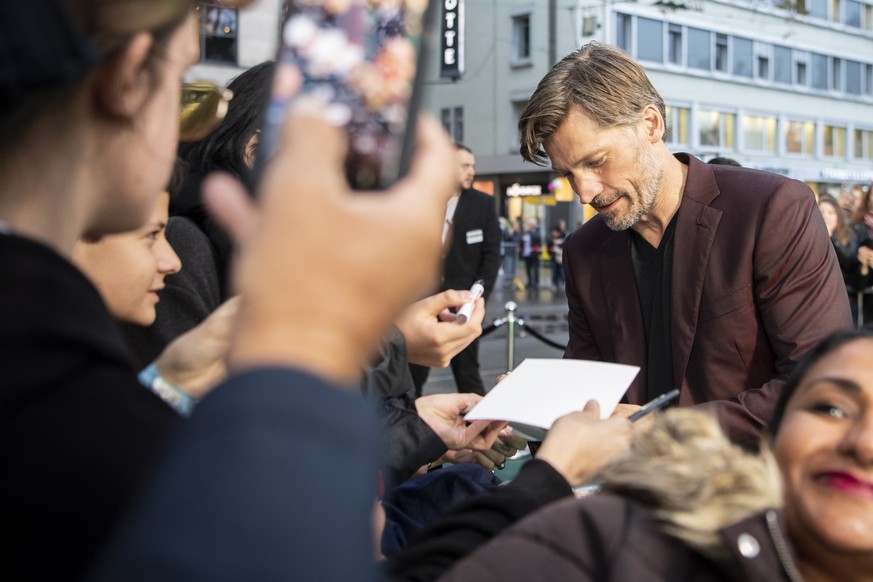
[463,358,640,440]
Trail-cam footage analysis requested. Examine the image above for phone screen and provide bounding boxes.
[259,0,433,190]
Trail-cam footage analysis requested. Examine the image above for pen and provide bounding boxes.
[627,388,680,422]
[456,280,484,324]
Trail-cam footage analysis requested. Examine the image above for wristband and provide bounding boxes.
[138,362,197,416]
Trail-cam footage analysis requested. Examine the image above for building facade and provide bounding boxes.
[424,0,873,230]
[184,0,873,234]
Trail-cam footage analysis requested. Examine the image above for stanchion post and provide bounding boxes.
[505,301,518,372]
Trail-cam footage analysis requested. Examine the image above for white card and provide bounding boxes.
[464,358,640,440]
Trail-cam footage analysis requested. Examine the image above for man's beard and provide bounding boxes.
[599,145,662,232]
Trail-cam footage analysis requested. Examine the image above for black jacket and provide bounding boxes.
[0,233,179,580]
[442,188,501,300]
[362,328,446,490]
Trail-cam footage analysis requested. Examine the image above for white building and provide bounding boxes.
[425,0,873,228]
[185,0,873,228]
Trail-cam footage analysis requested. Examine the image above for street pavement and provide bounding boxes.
[422,270,570,396]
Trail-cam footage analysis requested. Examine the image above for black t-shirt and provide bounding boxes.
[631,214,678,401]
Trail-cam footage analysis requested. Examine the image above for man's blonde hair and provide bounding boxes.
[518,42,666,166]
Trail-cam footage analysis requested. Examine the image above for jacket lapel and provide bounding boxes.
[671,155,722,389]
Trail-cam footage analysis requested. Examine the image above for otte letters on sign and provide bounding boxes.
[440,0,464,79]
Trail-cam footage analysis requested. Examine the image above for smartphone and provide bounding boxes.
[257,0,435,190]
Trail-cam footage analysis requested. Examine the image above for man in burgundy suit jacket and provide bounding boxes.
[519,43,852,448]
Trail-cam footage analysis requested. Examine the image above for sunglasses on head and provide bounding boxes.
[179,81,234,142]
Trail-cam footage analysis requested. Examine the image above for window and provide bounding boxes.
[687,28,710,71]
[511,13,531,65]
[697,109,735,149]
[830,0,842,21]
[846,60,862,95]
[668,24,683,65]
[715,34,729,73]
[785,119,815,155]
[796,61,808,86]
[742,114,776,152]
[854,128,873,160]
[732,37,753,78]
[774,46,792,84]
[823,124,846,157]
[845,0,862,26]
[811,53,828,90]
[757,55,770,80]
[440,107,464,143]
[754,41,771,81]
[196,2,238,65]
[512,101,528,149]
[867,64,873,95]
[807,0,828,17]
[637,17,664,63]
[616,13,632,52]
[831,57,843,91]
[664,105,690,146]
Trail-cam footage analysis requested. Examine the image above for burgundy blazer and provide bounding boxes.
[563,154,853,447]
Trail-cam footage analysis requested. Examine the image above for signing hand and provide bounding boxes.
[396,289,485,367]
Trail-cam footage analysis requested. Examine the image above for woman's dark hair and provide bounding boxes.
[177,61,275,180]
[851,183,873,225]
[171,61,275,297]
[769,325,873,436]
[818,194,852,247]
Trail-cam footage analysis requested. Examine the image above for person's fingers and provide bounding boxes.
[199,296,241,338]
[455,392,483,413]
[610,403,642,420]
[474,451,497,471]
[202,173,259,243]
[439,289,473,307]
[437,308,458,323]
[478,448,505,466]
[500,430,528,451]
[582,399,601,415]
[492,439,517,458]
[467,420,506,449]
[467,298,486,327]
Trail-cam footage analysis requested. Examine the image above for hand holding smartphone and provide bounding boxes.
[258,0,434,191]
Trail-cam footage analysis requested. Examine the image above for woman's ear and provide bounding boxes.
[244,131,260,170]
[93,32,155,120]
